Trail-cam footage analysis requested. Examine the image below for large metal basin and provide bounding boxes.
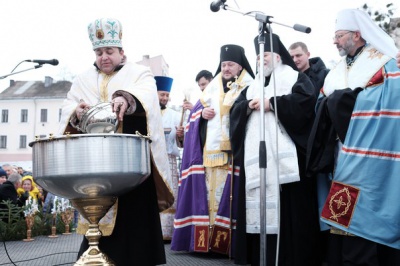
[29,133,151,199]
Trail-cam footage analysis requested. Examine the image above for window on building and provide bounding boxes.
[1,110,8,123]
[39,134,46,139]
[21,109,28,123]
[40,109,48,123]
[59,108,62,122]
[0,136,7,148]
[19,135,27,148]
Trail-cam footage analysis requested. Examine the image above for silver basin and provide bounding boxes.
[77,102,119,133]
[29,133,151,199]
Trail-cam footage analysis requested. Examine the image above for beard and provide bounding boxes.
[262,57,281,77]
[339,38,355,56]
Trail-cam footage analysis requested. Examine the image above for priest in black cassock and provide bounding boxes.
[230,33,321,265]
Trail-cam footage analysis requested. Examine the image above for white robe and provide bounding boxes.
[160,107,181,239]
[244,65,300,234]
[58,62,173,235]
[200,70,254,167]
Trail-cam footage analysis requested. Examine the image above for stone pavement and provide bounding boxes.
[0,232,238,265]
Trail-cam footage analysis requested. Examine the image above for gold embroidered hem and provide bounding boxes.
[321,181,360,227]
[194,225,210,252]
[203,151,228,167]
[330,227,355,237]
[210,225,231,255]
[206,166,229,225]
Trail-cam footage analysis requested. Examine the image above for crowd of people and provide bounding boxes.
[0,166,31,220]
[2,7,400,266]
[0,165,44,223]
[0,164,77,230]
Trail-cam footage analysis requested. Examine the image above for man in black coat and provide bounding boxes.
[288,42,330,98]
[0,173,28,222]
[288,41,331,264]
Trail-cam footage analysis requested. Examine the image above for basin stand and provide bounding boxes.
[71,196,117,266]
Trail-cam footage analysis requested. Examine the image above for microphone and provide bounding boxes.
[25,59,59,66]
[294,24,311,33]
[210,0,226,12]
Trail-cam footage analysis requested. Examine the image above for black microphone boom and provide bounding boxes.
[210,0,226,12]
[25,59,59,66]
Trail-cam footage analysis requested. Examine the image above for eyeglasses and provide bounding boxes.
[333,31,352,41]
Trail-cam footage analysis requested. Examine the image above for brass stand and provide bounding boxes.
[49,225,58,238]
[71,196,117,266]
[23,214,35,242]
[61,208,74,235]
[48,213,58,238]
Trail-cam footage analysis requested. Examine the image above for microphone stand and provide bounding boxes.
[212,4,310,266]
[0,65,43,80]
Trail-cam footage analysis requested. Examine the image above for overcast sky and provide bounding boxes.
[0,0,396,104]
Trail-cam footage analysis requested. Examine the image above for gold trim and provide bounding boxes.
[203,151,228,167]
[161,208,176,214]
[328,187,352,222]
[98,72,116,102]
[330,227,355,237]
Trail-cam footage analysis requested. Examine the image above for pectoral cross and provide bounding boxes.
[227,76,245,91]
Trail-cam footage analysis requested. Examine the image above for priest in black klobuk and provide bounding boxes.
[230,33,321,265]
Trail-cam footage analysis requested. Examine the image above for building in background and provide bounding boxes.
[137,55,185,110]
[0,76,71,168]
[137,54,169,76]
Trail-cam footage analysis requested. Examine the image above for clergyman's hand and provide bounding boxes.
[182,100,193,111]
[248,98,261,110]
[202,107,216,120]
[112,96,128,121]
[248,98,270,111]
[76,100,91,120]
[176,126,184,139]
